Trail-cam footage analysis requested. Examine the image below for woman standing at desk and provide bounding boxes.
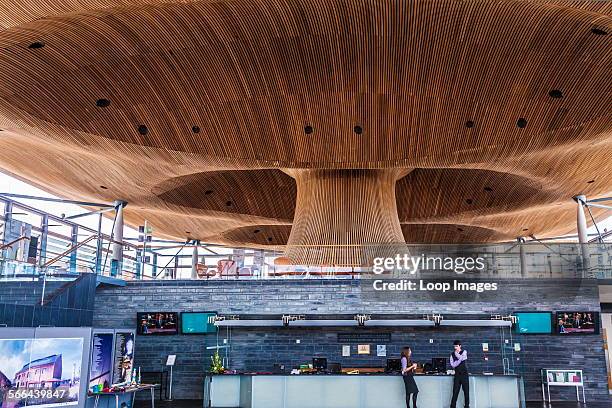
[401,346,418,408]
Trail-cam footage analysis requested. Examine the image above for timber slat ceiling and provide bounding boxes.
[0,0,610,262]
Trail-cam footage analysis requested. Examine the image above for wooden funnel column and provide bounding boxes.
[284,169,408,266]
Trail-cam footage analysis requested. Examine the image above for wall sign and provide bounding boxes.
[357,344,370,355]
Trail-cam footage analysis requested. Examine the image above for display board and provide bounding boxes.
[111,331,135,384]
[180,312,217,334]
[0,327,91,408]
[514,312,553,334]
[555,312,599,334]
[137,312,179,335]
[88,331,114,390]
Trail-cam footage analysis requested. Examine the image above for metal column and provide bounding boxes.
[574,195,590,275]
[191,241,199,279]
[111,201,127,276]
[39,214,49,267]
[517,237,528,277]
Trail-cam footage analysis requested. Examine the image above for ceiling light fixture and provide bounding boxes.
[226,201,233,206]
[516,118,528,128]
[192,126,200,134]
[137,125,148,135]
[591,28,608,36]
[484,187,493,192]
[100,185,108,190]
[466,199,473,205]
[254,229,261,234]
[205,190,213,195]
[587,180,595,184]
[96,98,111,108]
[28,42,45,49]
[548,90,563,99]
[465,120,475,128]
[304,125,313,134]
[353,125,363,135]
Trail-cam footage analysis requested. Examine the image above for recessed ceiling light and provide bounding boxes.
[587,180,595,184]
[516,118,528,128]
[548,90,563,99]
[466,198,473,205]
[137,125,148,135]
[465,120,475,128]
[457,228,464,232]
[522,228,529,232]
[96,98,111,108]
[226,201,233,207]
[204,190,213,195]
[353,125,363,135]
[304,125,313,134]
[591,28,608,36]
[28,42,45,49]
[254,229,261,234]
[267,237,273,242]
[192,126,200,134]
[186,231,191,234]
[484,187,493,192]
[100,185,108,190]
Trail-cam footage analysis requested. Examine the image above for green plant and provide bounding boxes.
[210,350,225,374]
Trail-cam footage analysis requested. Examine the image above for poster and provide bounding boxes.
[112,332,134,384]
[357,344,370,355]
[88,333,113,390]
[0,338,83,408]
[376,345,386,357]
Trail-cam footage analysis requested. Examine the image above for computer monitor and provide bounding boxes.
[313,357,327,371]
[432,357,446,373]
[386,358,401,372]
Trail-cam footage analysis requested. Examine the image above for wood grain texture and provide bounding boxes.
[0,0,610,264]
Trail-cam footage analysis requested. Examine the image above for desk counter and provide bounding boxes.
[203,373,524,408]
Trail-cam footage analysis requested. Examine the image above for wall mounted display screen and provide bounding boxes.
[0,337,84,408]
[556,312,600,334]
[514,312,552,334]
[180,312,217,334]
[89,332,113,390]
[111,331,135,384]
[137,312,179,335]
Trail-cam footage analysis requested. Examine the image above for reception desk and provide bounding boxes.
[203,374,524,408]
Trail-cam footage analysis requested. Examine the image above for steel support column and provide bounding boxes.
[574,195,590,274]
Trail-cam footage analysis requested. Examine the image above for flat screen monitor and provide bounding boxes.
[137,312,179,335]
[514,312,553,334]
[180,312,217,334]
[555,312,599,335]
[385,358,401,372]
[432,357,446,373]
[312,357,327,371]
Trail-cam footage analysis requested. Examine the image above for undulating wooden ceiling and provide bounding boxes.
[0,0,610,264]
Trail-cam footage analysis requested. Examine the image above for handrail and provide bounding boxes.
[42,234,99,268]
[0,236,31,251]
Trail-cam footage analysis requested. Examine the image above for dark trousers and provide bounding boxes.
[450,375,469,408]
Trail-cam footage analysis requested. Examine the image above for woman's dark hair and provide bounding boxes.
[401,346,412,359]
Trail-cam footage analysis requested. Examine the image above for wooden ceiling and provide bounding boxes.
[0,0,610,263]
